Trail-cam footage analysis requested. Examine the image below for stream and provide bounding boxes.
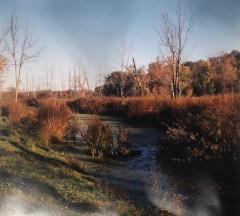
[73,114,240,216]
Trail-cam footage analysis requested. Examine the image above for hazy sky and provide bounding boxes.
[0,0,239,89]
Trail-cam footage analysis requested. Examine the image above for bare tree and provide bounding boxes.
[44,68,54,91]
[157,0,193,98]
[60,72,66,98]
[132,57,144,96]
[3,13,41,101]
[116,36,132,98]
[76,70,89,93]
[68,66,89,98]
[94,65,106,97]
[25,73,30,96]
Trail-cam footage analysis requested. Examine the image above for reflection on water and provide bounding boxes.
[76,114,240,216]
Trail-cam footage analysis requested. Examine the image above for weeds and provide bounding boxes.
[163,94,240,162]
[1,99,74,147]
[81,116,130,158]
[36,99,73,145]
[70,94,240,162]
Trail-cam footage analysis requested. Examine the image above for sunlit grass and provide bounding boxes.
[0,121,140,215]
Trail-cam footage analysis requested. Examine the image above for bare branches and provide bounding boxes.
[68,66,90,98]
[3,12,41,101]
[116,36,133,97]
[156,0,194,97]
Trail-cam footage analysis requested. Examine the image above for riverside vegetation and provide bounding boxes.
[0,91,239,215]
[0,100,143,215]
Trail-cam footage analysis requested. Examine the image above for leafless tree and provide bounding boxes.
[25,73,30,96]
[60,72,66,98]
[3,13,41,101]
[68,66,89,98]
[116,36,132,98]
[157,0,193,98]
[132,57,145,96]
[77,70,89,92]
[94,65,106,97]
[24,73,36,97]
[73,68,77,95]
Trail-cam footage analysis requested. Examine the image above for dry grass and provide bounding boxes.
[36,99,73,145]
[2,93,239,161]
[0,100,36,139]
[81,116,113,157]
[81,116,130,158]
[70,94,240,162]
[68,96,124,115]
[163,94,240,162]
[1,100,33,124]
[1,99,73,146]
[68,95,218,126]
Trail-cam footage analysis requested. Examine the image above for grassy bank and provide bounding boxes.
[0,117,140,216]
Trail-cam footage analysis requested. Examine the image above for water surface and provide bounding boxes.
[74,114,240,216]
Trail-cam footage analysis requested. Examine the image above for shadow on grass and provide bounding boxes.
[9,140,87,175]
[0,169,99,213]
[6,140,173,215]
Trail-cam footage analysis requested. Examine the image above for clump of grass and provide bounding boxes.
[115,125,129,147]
[81,116,129,158]
[36,99,73,145]
[2,100,33,125]
[0,100,36,140]
[2,99,74,147]
[81,116,112,157]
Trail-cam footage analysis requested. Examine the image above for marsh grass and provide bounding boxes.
[36,99,73,145]
[163,94,240,162]
[1,99,74,147]
[81,116,130,158]
[70,94,240,163]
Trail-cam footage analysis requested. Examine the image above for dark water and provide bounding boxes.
[75,114,240,216]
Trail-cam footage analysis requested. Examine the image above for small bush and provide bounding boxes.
[36,99,73,145]
[81,116,129,157]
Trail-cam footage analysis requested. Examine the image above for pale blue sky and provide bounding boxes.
[0,0,239,89]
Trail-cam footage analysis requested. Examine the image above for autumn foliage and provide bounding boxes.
[96,50,240,98]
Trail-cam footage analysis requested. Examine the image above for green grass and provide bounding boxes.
[0,116,10,136]
[0,119,140,215]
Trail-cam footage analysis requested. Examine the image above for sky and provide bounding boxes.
[0,0,239,90]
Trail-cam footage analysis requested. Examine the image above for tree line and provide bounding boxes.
[96,50,240,97]
[0,0,239,101]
